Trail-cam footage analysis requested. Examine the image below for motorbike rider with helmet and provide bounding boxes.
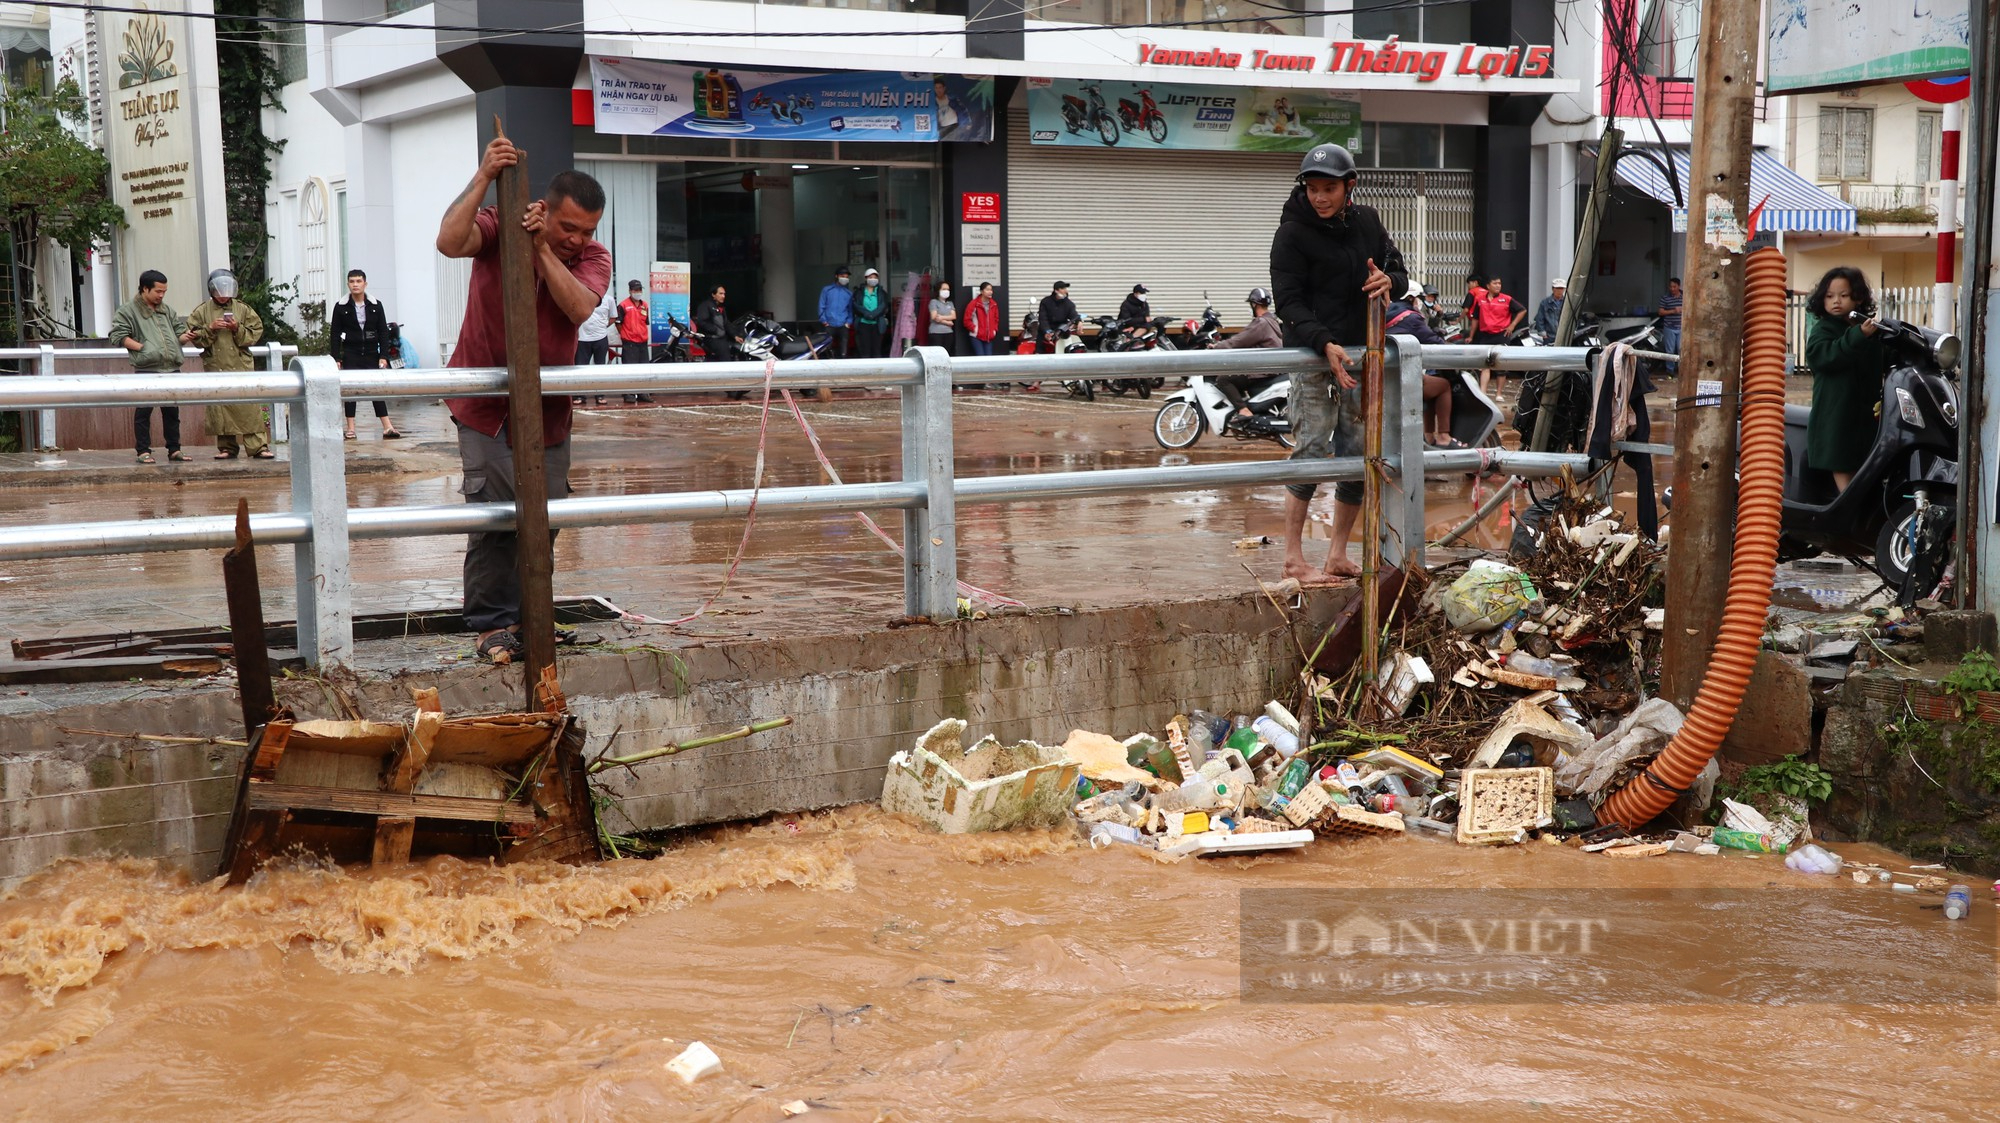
[1213,286,1283,425]
[1271,142,1406,583]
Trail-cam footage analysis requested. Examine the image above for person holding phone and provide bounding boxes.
[187,268,271,459]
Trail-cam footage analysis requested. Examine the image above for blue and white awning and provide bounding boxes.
[1608,146,1857,235]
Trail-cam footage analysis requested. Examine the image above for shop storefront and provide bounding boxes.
[580,58,994,335]
[1001,79,1484,325]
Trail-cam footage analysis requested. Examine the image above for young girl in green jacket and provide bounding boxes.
[1803,266,1887,492]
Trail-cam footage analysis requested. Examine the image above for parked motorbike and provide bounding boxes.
[1180,303,1224,351]
[648,315,692,364]
[1664,317,1960,603]
[1042,319,1096,400]
[1059,83,1120,147]
[734,314,832,362]
[1782,318,1959,602]
[1153,375,1293,450]
[1116,88,1170,144]
[1092,314,1175,398]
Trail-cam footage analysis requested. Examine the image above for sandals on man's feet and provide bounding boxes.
[252,449,276,459]
[475,630,524,665]
[167,450,191,462]
[137,452,155,464]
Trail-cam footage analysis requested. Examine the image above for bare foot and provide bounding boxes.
[1283,559,1344,586]
[1324,554,1362,578]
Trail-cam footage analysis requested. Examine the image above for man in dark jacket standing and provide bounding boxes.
[1271,143,1406,583]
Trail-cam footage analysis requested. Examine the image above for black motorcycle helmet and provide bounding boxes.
[1246,287,1272,307]
[1296,143,1358,183]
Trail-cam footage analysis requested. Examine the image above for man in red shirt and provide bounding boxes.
[436,135,611,664]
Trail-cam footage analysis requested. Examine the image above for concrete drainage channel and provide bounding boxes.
[0,591,1337,885]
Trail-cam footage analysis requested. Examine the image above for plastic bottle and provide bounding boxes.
[1506,651,1559,679]
[1275,757,1311,801]
[1263,701,1301,736]
[1186,713,1216,768]
[1334,761,1367,802]
[1945,884,1972,920]
[1252,715,1300,758]
[1223,725,1262,755]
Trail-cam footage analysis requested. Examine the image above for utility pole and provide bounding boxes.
[1660,0,1760,709]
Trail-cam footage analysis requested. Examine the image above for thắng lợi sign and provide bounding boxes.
[590,57,993,143]
[1026,77,1360,153]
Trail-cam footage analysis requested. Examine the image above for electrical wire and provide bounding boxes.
[44,0,1468,40]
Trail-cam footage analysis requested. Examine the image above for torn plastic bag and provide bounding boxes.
[1554,697,1685,799]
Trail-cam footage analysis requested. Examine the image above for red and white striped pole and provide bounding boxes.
[1935,99,1962,333]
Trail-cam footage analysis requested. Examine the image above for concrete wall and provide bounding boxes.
[0,591,1336,885]
[1819,670,2000,875]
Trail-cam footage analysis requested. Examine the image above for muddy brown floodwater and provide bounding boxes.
[2,807,1994,1122]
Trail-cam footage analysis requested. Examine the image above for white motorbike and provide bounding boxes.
[1152,374,1294,450]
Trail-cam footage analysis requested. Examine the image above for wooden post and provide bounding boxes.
[493,117,557,710]
[223,498,275,741]
[1359,295,1386,686]
[1661,0,1759,708]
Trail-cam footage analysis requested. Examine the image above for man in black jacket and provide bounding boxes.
[329,269,400,439]
[1036,281,1077,353]
[1271,143,1406,583]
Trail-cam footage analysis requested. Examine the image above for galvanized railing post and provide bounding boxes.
[36,344,56,452]
[287,355,352,666]
[1388,336,1428,572]
[901,347,958,620]
[267,344,290,444]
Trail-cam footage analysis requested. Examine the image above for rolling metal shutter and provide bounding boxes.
[1004,112,1477,327]
[1005,112,1296,330]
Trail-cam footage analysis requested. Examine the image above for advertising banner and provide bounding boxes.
[1026,77,1360,153]
[591,57,992,143]
[648,261,691,345]
[1768,0,1970,94]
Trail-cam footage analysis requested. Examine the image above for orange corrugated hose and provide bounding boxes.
[1600,247,1789,830]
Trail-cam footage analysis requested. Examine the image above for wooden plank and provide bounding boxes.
[222,721,287,883]
[224,498,278,742]
[10,597,619,660]
[493,114,557,710]
[250,719,294,780]
[284,719,408,758]
[224,808,289,884]
[0,656,225,684]
[430,715,563,766]
[247,783,537,825]
[387,709,443,792]
[505,719,596,865]
[371,816,416,868]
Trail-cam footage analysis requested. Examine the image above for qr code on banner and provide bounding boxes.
[915,114,931,132]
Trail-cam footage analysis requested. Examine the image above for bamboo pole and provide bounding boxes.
[493,115,557,711]
[1359,294,1386,686]
[587,717,795,773]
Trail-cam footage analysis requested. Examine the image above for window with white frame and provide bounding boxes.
[1637,0,1701,79]
[1818,106,1873,181]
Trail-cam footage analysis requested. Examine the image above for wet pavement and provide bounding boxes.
[0,372,1838,659]
[0,387,1532,653]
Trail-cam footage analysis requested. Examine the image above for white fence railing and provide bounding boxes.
[1787,285,1943,370]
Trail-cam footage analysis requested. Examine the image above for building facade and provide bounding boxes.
[263,0,1574,361]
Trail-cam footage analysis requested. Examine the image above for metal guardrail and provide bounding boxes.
[0,343,1595,666]
[0,343,300,449]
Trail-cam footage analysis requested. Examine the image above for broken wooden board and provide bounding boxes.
[220,697,573,881]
